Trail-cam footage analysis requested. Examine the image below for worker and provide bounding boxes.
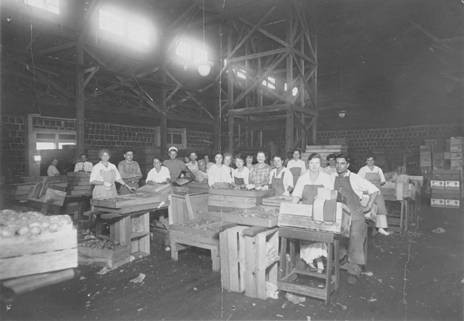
[269,155,294,196]
[163,146,191,181]
[292,153,334,204]
[245,154,254,171]
[146,158,171,184]
[324,153,337,176]
[358,154,390,236]
[333,153,379,284]
[287,149,307,187]
[195,159,209,183]
[118,150,142,194]
[74,153,93,172]
[90,149,134,200]
[47,159,60,176]
[232,154,249,188]
[186,152,199,173]
[207,153,233,188]
[223,152,234,178]
[249,151,271,189]
[204,155,214,170]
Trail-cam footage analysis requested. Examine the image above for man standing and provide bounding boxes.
[324,153,337,176]
[163,146,191,181]
[118,150,142,194]
[334,154,379,284]
[74,153,93,172]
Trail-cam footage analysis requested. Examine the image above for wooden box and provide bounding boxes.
[444,180,460,191]
[0,229,77,280]
[430,198,445,208]
[278,202,351,237]
[445,199,460,208]
[219,206,279,228]
[220,226,279,299]
[168,192,209,225]
[208,189,272,209]
[262,196,293,207]
[430,180,445,190]
[78,245,131,269]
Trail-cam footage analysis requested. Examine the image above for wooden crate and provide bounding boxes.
[219,226,279,299]
[0,229,77,280]
[78,245,131,269]
[243,227,279,300]
[220,226,248,292]
[262,196,293,207]
[278,202,351,237]
[208,189,271,209]
[168,192,209,225]
[130,212,150,257]
[219,206,279,228]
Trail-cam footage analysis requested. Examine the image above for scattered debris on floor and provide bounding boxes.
[285,293,306,304]
[130,273,146,284]
[432,227,446,234]
[336,302,348,310]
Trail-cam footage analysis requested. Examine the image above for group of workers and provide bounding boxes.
[49,145,391,285]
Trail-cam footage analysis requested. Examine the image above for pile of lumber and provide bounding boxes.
[0,209,77,280]
[10,176,68,207]
[302,145,347,166]
[67,172,91,196]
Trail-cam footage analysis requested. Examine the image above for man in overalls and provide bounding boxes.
[334,154,379,284]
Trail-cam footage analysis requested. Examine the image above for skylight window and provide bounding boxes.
[25,0,60,14]
[174,38,210,66]
[262,76,276,90]
[284,82,299,97]
[236,68,247,80]
[98,7,155,51]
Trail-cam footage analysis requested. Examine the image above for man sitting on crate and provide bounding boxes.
[334,153,379,285]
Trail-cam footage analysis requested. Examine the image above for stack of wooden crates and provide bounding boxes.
[421,137,463,209]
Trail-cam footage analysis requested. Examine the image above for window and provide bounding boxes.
[25,0,60,14]
[98,7,154,50]
[262,76,276,90]
[167,128,187,148]
[235,68,247,80]
[35,131,76,150]
[284,82,299,97]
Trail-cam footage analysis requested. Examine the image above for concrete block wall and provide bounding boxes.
[317,124,461,171]
[1,115,27,179]
[1,114,214,178]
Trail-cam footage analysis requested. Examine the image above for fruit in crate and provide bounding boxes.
[0,209,73,238]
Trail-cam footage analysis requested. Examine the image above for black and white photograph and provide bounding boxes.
[0,0,462,320]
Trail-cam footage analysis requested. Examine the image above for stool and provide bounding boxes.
[278,227,340,304]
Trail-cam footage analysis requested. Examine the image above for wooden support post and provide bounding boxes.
[0,42,3,208]
[285,109,294,154]
[75,37,85,156]
[160,71,168,154]
[228,115,234,154]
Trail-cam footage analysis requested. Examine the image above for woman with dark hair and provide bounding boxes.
[287,149,307,187]
[90,149,134,200]
[269,155,293,196]
[292,153,334,204]
[232,154,249,188]
[207,153,233,188]
[245,154,254,171]
[249,151,271,189]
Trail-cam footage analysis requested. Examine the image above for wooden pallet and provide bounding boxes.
[0,228,77,280]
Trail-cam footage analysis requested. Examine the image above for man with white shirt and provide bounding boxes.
[146,158,171,184]
[358,154,390,236]
[74,154,93,172]
[334,154,379,285]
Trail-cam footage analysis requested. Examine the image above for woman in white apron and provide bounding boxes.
[90,149,134,200]
[358,155,390,236]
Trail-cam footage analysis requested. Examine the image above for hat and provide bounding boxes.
[168,146,178,152]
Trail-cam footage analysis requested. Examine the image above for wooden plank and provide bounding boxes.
[0,249,77,280]
[1,229,77,258]
[78,245,130,269]
[220,226,247,292]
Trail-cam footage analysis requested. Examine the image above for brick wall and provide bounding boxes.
[317,124,462,171]
[2,115,27,178]
[187,129,214,152]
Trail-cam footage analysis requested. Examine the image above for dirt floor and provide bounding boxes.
[2,205,463,321]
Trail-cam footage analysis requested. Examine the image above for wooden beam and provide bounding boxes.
[227,52,288,110]
[229,104,289,116]
[160,71,168,154]
[228,115,234,154]
[37,42,76,56]
[76,37,85,156]
[285,109,294,154]
[83,66,100,89]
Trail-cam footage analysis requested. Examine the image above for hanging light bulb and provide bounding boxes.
[198,63,212,77]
